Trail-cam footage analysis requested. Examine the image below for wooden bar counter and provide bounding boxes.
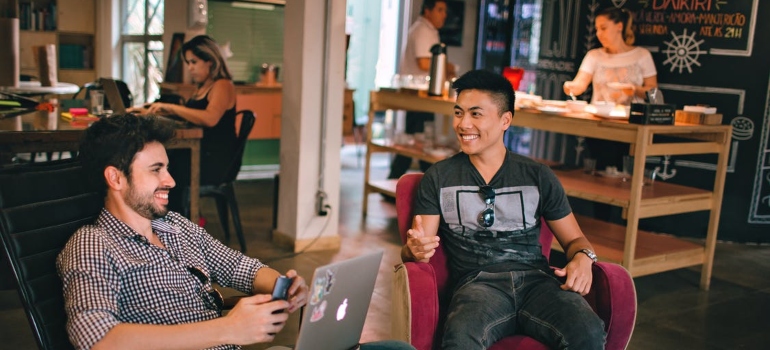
[364,89,732,290]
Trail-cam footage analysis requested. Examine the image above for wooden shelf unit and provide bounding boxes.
[364,90,731,290]
[17,0,97,89]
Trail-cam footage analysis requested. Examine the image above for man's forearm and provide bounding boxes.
[92,318,230,350]
[253,266,282,295]
[564,237,594,262]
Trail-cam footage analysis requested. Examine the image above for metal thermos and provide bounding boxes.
[428,43,447,96]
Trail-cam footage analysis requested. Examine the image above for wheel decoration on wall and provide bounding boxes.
[662,29,708,73]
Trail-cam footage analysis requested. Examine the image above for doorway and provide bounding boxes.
[345,0,405,127]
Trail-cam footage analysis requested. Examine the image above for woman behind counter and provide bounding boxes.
[563,7,658,222]
[563,7,657,104]
[129,35,237,216]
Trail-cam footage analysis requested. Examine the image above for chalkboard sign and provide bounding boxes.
[520,0,770,243]
[634,0,758,66]
[624,0,768,242]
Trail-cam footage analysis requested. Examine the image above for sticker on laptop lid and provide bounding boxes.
[310,299,328,322]
[324,269,336,293]
[310,269,337,305]
[310,275,327,305]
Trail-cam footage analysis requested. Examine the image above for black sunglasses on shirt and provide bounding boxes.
[187,266,224,311]
[477,185,495,228]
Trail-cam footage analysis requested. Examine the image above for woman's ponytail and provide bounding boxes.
[623,9,636,45]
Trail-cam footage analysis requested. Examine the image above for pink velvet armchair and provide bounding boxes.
[392,173,637,350]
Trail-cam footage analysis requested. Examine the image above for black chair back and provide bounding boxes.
[0,159,102,350]
[222,110,256,183]
[198,111,255,252]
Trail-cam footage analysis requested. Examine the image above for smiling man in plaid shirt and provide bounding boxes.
[57,114,309,350]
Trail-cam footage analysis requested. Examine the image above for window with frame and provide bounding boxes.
[121,0,164,104]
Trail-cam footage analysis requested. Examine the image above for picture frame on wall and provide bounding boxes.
[439,1,465,46]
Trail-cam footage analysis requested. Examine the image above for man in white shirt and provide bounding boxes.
[400,0,445,77]
[387,0,451,184]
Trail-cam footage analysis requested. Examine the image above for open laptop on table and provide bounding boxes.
[277,250,384,350]
[100,78,127,114]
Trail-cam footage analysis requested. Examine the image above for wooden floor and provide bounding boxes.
[1,144,770,349]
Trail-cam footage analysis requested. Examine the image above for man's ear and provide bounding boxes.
[501,110,513,130]
[104,166,126,191]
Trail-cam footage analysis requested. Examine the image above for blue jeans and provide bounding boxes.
[443,269,605,349]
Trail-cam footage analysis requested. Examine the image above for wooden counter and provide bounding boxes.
[365,90,732,290]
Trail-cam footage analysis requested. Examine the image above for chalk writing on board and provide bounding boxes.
[634,0,758,60]
[654,83,747,176]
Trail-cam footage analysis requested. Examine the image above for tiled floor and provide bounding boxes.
[2,145,769,349]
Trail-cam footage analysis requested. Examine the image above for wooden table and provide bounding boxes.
[0,112,204,223]
[365,90,732,289]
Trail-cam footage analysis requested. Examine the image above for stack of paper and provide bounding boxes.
[683,105,718,114]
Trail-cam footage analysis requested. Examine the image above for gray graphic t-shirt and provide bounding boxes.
[415,151,572,282]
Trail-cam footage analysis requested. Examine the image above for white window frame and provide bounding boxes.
[119,0,165,103]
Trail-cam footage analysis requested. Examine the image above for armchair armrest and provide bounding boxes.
[586,262,637,350]
[393,262,441,350]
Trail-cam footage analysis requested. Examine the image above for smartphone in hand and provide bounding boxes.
[270,276,292,323]
[272,275,292,301]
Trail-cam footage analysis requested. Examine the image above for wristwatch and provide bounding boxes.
[575,249,598,263]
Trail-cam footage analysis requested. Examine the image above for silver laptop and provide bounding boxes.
[294,250,384,350]
[100,78,127,114]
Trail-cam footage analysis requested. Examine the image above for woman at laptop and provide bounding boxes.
[129,35,237,216]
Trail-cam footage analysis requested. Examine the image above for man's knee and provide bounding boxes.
[566,311,606,350]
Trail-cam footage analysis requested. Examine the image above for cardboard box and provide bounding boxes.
[674,110,723,125]
[629,103,675,125]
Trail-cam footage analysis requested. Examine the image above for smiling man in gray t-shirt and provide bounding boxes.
[401,70,606,350]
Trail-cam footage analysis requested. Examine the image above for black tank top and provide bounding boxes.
[185,90,237,185]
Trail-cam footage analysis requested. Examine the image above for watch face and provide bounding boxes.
[581,249,597,262]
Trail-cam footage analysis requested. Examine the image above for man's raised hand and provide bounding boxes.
[406,215,440,262]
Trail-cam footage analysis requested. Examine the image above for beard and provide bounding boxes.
[124,183,170,220]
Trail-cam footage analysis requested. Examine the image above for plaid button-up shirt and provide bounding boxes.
[57,209,265,349]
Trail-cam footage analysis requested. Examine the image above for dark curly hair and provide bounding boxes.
[79,114,175,196]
